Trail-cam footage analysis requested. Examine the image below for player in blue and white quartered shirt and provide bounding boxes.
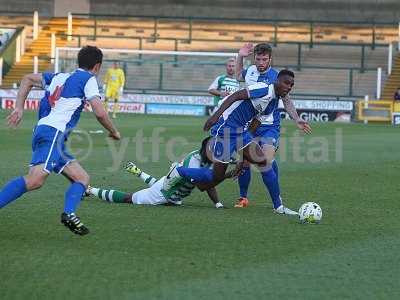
[1,46,121,235]
[236,43,278,86]
[35,72,84,186]
[235,42,279,207]
[37,72,55,119]
[173,70,311,215]
[234,42,307,209]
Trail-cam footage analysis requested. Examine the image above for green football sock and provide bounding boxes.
[139,171,157,186]
[91,187,128,203]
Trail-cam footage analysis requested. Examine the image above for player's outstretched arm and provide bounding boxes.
[236,43,253,81]
[208,88,223,97]
[203,88,249,131]
[208,76,223,97]
[282,96,312,134]
[90,97,121,140]
[7,73,42,127]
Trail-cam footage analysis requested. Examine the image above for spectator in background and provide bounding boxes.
[394,87,400,101]
[103,61,125,119]
[207,57,240,114]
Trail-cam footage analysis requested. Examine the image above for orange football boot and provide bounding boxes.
[234,197,249,208]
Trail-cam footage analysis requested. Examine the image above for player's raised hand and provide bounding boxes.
[7,108,23,128]
[238,43,254,57]
[203,114,219,131]
[109,130,121,140]
[296,120,312,134]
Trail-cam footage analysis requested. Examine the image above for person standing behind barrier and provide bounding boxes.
[208,57,240,114]
[394,87,400,101]
[103,62,125,119]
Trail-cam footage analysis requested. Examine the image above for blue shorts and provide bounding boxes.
[210,125,253,163]
[30,125,74,174]
[251,125,280,149]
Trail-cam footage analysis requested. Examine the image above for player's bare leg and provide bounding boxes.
[24,165,49,191]
[103,98,109,113]
[0,164,48,209]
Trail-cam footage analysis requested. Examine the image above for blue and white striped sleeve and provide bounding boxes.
[247,82,269,99]
[84,76,100,101]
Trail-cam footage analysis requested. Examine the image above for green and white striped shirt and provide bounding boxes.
[208,75,240,106]
[161,150,210,203]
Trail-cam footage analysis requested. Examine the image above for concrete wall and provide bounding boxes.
[0,0,54,16]
[90,0,400,23]
[0,0,399,23]
[54,0,89,17]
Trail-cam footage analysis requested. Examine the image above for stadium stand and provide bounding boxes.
[0,13,397,100]
[64,16,399,47]
[382,54,400,100]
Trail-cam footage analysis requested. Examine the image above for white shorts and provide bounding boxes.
[131,176,168,205]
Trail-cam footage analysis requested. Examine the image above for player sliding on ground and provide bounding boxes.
[165,69,310,215]
[86,137,240,208]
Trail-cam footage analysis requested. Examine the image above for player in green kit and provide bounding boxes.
[208,57,241,113]
[86,137,241,208]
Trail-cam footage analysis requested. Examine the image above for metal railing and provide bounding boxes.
[59,33,388,73]
[56,53,376,99]
[71,13,399,49]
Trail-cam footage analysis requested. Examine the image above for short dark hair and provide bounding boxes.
[278,69,295,79]
[254,43,272,57]
[77,46,103,70]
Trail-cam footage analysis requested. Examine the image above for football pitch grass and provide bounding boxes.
[1,111,399,299]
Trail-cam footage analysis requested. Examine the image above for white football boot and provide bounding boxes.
[274,204,298,215]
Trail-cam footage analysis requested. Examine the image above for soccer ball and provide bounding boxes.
[298,202,322,224]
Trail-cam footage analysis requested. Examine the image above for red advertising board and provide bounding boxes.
[1,98,40,110]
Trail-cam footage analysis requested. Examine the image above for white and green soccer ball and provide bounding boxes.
[298,202,322,224]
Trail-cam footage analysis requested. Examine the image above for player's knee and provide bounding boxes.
[71,171,89,187]
[24,175,45,191]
